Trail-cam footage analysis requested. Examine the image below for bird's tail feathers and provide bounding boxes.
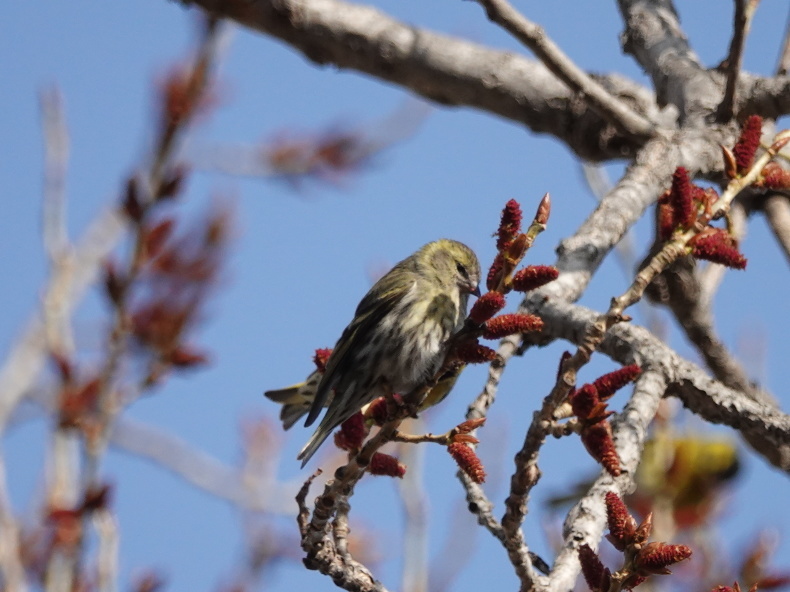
[263,383,303,404]
[297,426,334,468]
[280,404,309,431]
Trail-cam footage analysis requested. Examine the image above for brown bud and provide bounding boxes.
[168,346,209,368]
[123,177,144,222]
[534,193,551,226]
[456,417,486,433]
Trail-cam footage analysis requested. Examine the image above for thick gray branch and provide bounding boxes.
[0,209,126,432]
[475,0,655,141]
[548,370,664,592]
[542,127,735,304]
[739,73,790,118]
[178,0,669,161]
[524,297,790,472]
[617,0,721,121]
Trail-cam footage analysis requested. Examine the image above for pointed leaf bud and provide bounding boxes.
[103,260,126,305]
[634,512,653,545]
[143,218,175,260]
[456,417,486,433]
[156,166,187,201]
[534,193,551,226]
[721,144,738,179]
[168,346,209,368]
[123,178,144,222]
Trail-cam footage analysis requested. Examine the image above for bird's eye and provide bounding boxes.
[456,261,469,278]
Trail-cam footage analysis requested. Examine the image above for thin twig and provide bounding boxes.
[83,16,224,489]
[581,162,665,335]
[40,89,83,590]
[502,129,790,584]
[501,366,573,555]
[109,416,300,515]
[474,0,655,142]
[40,87,70,262]
[528,297,790,472]
[392,430,453,445]
[0,208,126,432]
[182,0,661,161]
[547,370,664,592]
[717,0,761,121]
[458,333,542,590]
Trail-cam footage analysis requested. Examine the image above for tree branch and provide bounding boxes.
[109,416,300,515]
[738,73,790,118]
[717,0,760,121]
[543,128,734,305]
[547,369,664,592]
[474,0,655,141]
[617,0,720,121]
[762,192,790,266]
[177,0,666,161]
[524,297,790,472]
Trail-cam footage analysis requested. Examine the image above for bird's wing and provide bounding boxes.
[303,271,415,427]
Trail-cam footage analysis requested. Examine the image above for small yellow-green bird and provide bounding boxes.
[292,239,480,467]
[265,362,466,431]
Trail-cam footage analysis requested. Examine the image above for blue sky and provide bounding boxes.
[2,1,790,590]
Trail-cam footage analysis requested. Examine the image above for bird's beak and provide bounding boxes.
[471,285,481,297]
